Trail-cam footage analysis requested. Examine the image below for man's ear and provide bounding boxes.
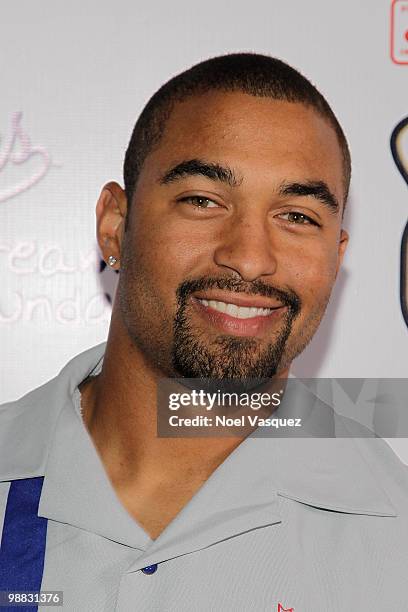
[335,228,349,278]
[95,182,127,269]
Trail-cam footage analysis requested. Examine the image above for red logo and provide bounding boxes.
[391,0,408,64]
[277,604,294,612]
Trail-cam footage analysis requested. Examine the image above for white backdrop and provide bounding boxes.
[1,1,407,454]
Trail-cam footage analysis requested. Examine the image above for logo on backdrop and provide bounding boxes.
[0,111,53,203]
[0,242,113,325]
[391,0,408,64]
[391,116,408,328]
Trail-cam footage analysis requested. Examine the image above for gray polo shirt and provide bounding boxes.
[0,342,407,611]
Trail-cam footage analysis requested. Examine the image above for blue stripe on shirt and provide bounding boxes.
[0,477,48,611]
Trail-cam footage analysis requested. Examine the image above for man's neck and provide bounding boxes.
[80,309,289,495]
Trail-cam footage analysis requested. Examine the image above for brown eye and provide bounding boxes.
[180,196,219,208]
[279,212,318,226]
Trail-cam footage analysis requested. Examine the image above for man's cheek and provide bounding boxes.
[300,252,338,284]
[289,259,336,310]
[134,236,190,304]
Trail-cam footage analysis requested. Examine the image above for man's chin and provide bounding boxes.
[174,375,274,397]
[172,306,294,380]
[172,341,282,382]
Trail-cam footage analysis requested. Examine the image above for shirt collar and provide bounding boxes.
[39,386,151,550]
[0,343,150,549]
[0,342,398,559]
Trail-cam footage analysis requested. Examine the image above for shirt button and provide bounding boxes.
[141,564,158,575]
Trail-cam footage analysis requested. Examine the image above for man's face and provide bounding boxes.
[117,91,348,379]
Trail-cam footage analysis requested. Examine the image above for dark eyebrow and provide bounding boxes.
[158,158,242,188]
[159,162,339,213]
[278,180,339,214]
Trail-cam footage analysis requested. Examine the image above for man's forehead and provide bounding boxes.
[163,91,334,135]
[137,91,346,205]
[156,92,343,169]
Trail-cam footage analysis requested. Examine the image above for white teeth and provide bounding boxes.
[226,303,239,317]
[198,299,273,318]
[217,301,227,313]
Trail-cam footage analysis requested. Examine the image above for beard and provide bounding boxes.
[118,230,329,383]
[172,276,301,381]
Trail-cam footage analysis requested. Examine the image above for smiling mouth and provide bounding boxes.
[190,294,287,337]
[196,298,277,319]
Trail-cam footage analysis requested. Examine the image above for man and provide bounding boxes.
[0,53,407,611]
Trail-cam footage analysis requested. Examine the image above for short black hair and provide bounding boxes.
[124,52,351,222]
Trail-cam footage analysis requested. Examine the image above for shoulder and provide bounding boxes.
[0,342,106,481]
[0,378,64,480]
[351,433,408,516]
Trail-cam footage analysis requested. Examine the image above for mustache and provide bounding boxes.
[176,276,301,315]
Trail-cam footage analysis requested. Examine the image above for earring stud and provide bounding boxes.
[108,255,118,267]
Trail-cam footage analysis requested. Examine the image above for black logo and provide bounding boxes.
[390,115,408,328]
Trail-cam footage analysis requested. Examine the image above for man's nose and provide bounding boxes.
[213,212,278,282]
